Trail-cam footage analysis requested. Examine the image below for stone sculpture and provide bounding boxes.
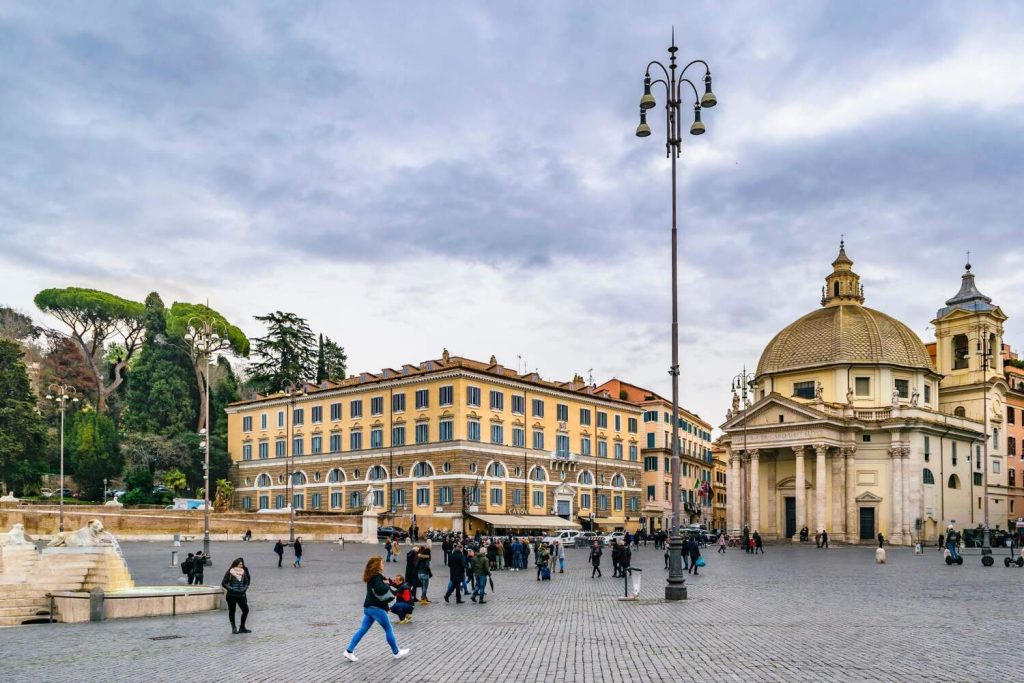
[5,523,35,547]
[47,519,113,547]
[910,388,920,407]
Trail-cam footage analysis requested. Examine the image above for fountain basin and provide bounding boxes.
[49,585,222,623]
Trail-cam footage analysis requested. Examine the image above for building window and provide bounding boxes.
[392,393,405,413]
[442,462,450,473]
[465,486,480,504]
[349,492,362,509]
[439,419,454,441]
[556,403,568,421]
[973,472,983,486]
[556,434,570,456]
[923,468,935,485]
[614,443,623,459]
[260,413,267,430]
[643,410,658,423]
[615,415,622,431]
[350,399,363,418]
[438,487,453,505]
[275,439,286,457]
[644,456,658,472]
[392,425,406,446]
[993,428,1000,450]
[466,386,481,407]
[368,465,385,481]
[311,406,322,423]
[1009,407,1017,424]
[327,468,343,483]
[512,426,525,448]
[491,424,504,445]
[862,434,871,443]
[598,440,608,458]
[412,462,432,478]
[580,437,591,456]
[490,488,503,505]
[531,467,547,482]
[372,489,384,507]
[532,430,545,450]
[532,490,544,508]
[350,431,363,451]
[647,433,655,448]
[580,408,591,426]
[579,470,593,485]
[1009,437,1017,456]
[952,441,957,466]
[954,406,966,417]
[275,494,286,510]
[392,489,406,508]
[511,395,525,415]
[924,436,930,462]
[370,396,384,416]
[330,402,342,421]
[241,496,252,510]
[439,385,454,406]
[614,496,623,511]
[490,390,504,411]
[512,488,523,506]
[628,417,638,434]
[310,493,321,509]
[488,462,506,477]
[894,379,909,399]
[580,493,591,509]
[598,494,609,511]
[1010,469,1016,487]
[415,423,429,444]
[629,445,638,461]
[793,381,815,399]
[597,412,608,429]
[948,474,960,489]
[277,410,285,428]
[993,459,1001,474]
[532,399,545,418]
[242,444,252,461]
[467,420,481,442]
[258,442,269,459]
[371,428,383,448]
[293,408,304,425]
[242,416,253,432]
[924,384,932,404]
[415,389,429,410]
[416,487,430,506]
[854,377,870,396]
[311,436,322,454]
[953,334,969,370]
[292,437,304,456]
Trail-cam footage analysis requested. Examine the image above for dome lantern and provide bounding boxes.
[821,239,865,307]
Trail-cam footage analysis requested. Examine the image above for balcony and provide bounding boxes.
[550,450,580,464]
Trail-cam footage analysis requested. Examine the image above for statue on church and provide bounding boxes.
[731,391,740,414]
[725,407,733,420]
[846,386,854,405]
[815,381,824,401]
[910,387,920,407]
[892,389,900,407]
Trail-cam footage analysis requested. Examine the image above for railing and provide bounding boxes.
[551,451,580,463]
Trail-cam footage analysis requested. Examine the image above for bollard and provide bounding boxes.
[170,550,179,567]
[89,587,105,622]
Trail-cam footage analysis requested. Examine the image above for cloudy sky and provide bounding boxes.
[3,2,1024,429]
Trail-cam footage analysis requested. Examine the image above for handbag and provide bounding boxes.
[696,556,706,568]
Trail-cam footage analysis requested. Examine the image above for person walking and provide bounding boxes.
[536,544,551,581]
[717,533,727,554]
[688,537,701,576]
[754,531,765,554]
[589,541,603,578]
[819,529,828,549]
[274,540,285,568]
[619,540,632,580]
[611,541,623,578]
[441,537,452,566]
[877,532,885,548]
[555,541,566,574]
[444,544,467,603]
[220,557,251,634]
[404,546,420,602]
[292,537,303,568]
[470,549,490,604]
[189,550,205,585]
[384,538,394,564]
[182,552,195,584]
[343,557,409,662]
[416,542,432,604]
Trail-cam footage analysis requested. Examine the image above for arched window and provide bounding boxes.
[954,406,966,418]
[368,465,385,481]
[947,474,960,489]
[953,334,969,370]
[487,462,505,478]
[413,462,433,478]
[922,468,935,485]
[611,473,625,488]
[530,466,546,482]
[327,468,344,483]
[578,470,593,485]
[291,471,307,485]
[257,473,271,487]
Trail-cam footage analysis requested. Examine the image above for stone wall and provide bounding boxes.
[0,505,363,542]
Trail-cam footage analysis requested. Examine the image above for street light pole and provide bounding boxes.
[635,29,717,602]
[731,366,755,527]
[283,380,304,543]
[46,383,78,533]
[977,321,992,548]
[187,315,225,562]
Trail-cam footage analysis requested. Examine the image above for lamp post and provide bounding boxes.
[187,315,226,562]
[46,383,78,533]
[283,380,305,543]
[977,320,993,548]
[732,366,755,527]
[635,30,717,601]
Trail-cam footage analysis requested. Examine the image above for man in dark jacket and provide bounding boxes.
[273,540,285,568]
[589,542,603,578]
[470,550,490,603]
[444,545,467,603]
[405,547,420,601]
[189,550,205,585]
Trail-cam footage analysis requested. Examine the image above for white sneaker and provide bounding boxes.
[393,648,410,660]
[343,651,358,663]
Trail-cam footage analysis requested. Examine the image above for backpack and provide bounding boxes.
[181,557,193,575]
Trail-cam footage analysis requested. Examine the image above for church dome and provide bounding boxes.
[756,243,934,377]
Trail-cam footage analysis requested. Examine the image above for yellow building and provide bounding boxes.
[711,443,728,531]
[595,379,714,533]
[226,351,644,534]
[721,244,1000,545]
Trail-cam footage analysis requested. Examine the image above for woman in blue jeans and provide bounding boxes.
[344,557,410,663]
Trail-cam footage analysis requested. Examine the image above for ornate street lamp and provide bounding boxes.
[635,29,717,601]
[283,379,305,543]
[45,382,78,533]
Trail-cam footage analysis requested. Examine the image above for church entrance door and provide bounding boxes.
[784,497,796,539]
[859,507,875,540]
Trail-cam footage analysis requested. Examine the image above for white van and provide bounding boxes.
[542,529,580,544]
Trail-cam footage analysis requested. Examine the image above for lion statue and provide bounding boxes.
[47,519,113,547]
[5,523,35,547]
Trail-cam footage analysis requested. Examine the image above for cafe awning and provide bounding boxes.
[468,513,580,530]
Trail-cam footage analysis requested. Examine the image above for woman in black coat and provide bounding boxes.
[221,557,251,634]
[404,547,420,601]
[444,545,466,603]
[688,538,701,575]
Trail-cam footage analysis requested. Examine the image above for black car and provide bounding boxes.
[377,526,408,541]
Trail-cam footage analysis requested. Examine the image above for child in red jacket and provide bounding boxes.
[389,575,415,624]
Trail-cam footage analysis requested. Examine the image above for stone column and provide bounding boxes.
[844,446,857,543]
[815,445,828,533]
[794,446,807,537]
[728,449,740,533]
[832,455,845,539]
[900,445,912,541]
[889,444,903,544]
[766,454,778,539]
[749,449,760,533]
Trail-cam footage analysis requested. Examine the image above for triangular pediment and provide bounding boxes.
[721,393,829,431]
[856,491,883,503]
[776,476,813,490]
[554,482,575,496]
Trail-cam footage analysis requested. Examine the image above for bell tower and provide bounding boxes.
[821,239,865,307]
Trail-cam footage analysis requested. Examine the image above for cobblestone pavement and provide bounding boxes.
[3,540,1020,682]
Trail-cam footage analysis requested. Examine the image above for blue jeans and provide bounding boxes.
[947,542,960,561]
[472,575,487,598]
[385,549,392,562]
[417,572,430,599]
[391,601,413,620]
[558,557,565,571]
[682,553,690,570]
[347,607,398,654]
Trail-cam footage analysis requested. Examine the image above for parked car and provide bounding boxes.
[377,526,408,541]
[542,530,580,545]
[603,531,626,545]
[152,485,171,495]
[46,488,74,499]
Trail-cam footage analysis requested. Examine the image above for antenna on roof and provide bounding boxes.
[587,368,594,386]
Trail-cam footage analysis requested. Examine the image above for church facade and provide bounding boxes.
[721,244,1008,545]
